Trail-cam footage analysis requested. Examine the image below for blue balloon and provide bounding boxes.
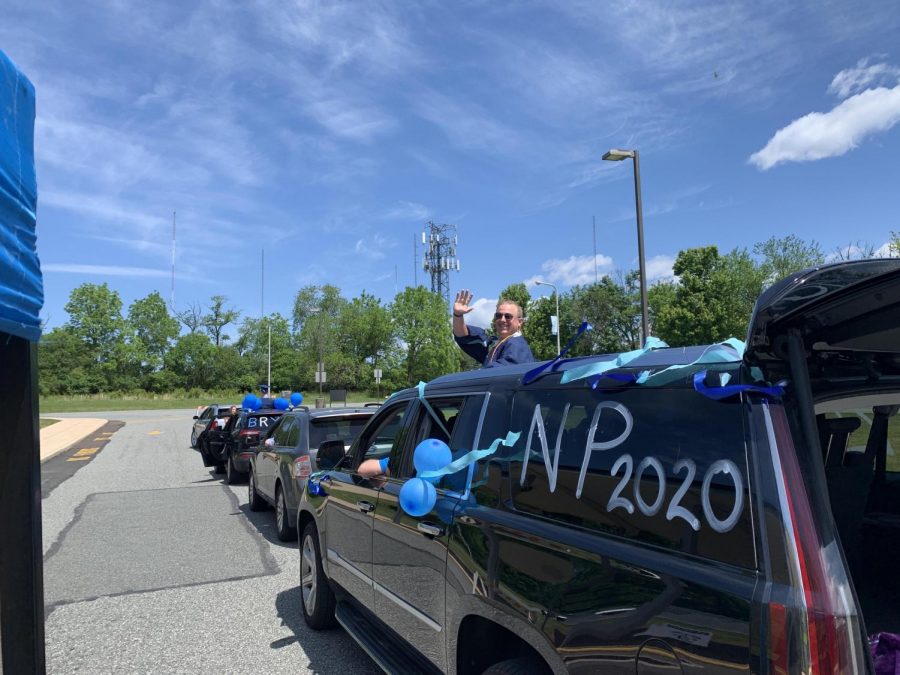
[242,394,259,410]
[290,392,303,406]
[413,438,452,475]
[399,478,437,517]
[274,397,289,410]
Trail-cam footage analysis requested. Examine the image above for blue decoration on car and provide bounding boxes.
[242,393,261,410]
[400,478,437,517]
[413,439,452,476]
[273,397,289,410]
[692,370,784,400]
[416,381,451,437]
[522,321,593,385]
[290,392,303,406]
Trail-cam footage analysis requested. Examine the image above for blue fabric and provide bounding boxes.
[0,50,41,341]
[455,325,535,368]
[378,456,390,472]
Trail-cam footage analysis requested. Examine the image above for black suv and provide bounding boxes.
[296,260,900,674]
[192,403,237,467]
[206,408,285,484]
[248,406,376,541]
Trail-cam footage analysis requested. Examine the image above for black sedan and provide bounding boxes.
[249,407,375,541]
[192,403,237,468]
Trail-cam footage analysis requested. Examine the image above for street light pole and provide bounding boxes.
[534,280,561,355]
[602,148,649,345]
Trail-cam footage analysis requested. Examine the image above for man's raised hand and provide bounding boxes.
[454,289,474,316]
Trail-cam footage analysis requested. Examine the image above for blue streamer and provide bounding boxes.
[419,431,521,480]
[523,321,593,385]
[416,381,451,438]
[692,370,784,400]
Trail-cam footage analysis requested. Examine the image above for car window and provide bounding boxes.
[352,402,409,468]
[393,396,481,484]
[286,418,300,447]
[201,408,212,420]
[822,408,900,473]
[503,385,755,569]
[273,417,295,446]
[309,416,370,451]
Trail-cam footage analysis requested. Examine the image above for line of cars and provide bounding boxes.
[191,400,377,540]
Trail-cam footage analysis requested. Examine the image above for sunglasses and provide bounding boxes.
[494,312,519,321]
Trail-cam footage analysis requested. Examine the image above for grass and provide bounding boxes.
[40,418,59,429]
[827,410,900,473]
[39,389,385,413]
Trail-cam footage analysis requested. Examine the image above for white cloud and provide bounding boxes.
[875,241,899,258]
[525,254,615,287]
[43,264,169,278]
[354,233,395,260]
[467,297,497,328]
[383,201,431,221]
[645,255,676,283]
[750,84,900,169]
[828,58,900,98]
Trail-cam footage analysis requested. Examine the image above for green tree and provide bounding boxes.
[128,291,180,367]
[753,235,825,283]
[63,282,124,362]
[292,285,347,370]
[498,282,531,313]
[203,295,240,346]
[235,314,295,390]
[653,246,765,346]
[164,333,218,389]
[567,274,641,354]
[523,295,559,361]
[391,287,458,385]
[38,327,102,394]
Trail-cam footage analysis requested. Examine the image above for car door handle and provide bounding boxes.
[356,500,375,513]
[417,522,443,537]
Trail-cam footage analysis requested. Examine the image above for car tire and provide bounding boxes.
[482,657,550,675]
[300,522,336,630]
[225,455,242,485]
[190,430,198,448]
[248,470,266,512]
[275,485,296,542]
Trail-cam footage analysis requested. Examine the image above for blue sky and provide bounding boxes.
[4,0,900,332]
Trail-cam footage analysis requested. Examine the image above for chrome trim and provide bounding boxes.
[373,581,442,632]
[326,549,373,586]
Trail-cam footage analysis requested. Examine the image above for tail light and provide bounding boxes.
[209,419,218,430]
[239,429,260,446]
[293,455,311,480]
[763,402,866,674]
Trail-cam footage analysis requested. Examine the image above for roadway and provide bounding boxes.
[41,409,379,674]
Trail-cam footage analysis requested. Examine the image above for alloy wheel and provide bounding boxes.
[300,533,317,614]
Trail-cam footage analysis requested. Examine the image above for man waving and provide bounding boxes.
[452,289,535,368]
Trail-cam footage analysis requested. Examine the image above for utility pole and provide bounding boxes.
[171,211,176,310]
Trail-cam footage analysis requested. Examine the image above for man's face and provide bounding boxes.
[493,302,523,340]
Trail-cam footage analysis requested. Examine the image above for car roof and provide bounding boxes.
[282,407,376,419]
[422,344,725,392]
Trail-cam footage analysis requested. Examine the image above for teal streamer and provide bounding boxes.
[419,431,521,480]
[416,381,451,438]
[560,335,670,384]
[638,338,745,387]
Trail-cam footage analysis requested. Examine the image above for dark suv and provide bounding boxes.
[192,403,237,467]
[296,259,900,674]
[248,407,376,541]
[206,408,285,484]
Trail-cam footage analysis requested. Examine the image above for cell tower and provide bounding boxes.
[422,221,460,312]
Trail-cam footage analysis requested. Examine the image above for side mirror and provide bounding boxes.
[317,440,347,471]
[193,415,199,420]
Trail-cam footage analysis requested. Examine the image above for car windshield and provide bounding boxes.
[309,416,369,449]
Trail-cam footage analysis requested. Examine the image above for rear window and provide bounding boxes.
[309,415,370,449]
[505,385,755,569]
[244,413,281,431]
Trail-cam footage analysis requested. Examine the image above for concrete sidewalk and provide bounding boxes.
[40,418,109,462]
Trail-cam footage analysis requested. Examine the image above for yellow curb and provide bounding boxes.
[39,418,109,463]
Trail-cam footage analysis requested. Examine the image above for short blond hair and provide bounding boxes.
[495,299,524,319]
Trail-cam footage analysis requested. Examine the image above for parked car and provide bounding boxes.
[191,403,237,467]
[207,408,286,484]
[296,259,900,674]
[248,407,376,541]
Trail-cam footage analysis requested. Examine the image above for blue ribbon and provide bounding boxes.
[692,370,784,400]
[416,381,451,438]
[522,321,593,385]
[419,431,521,480]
